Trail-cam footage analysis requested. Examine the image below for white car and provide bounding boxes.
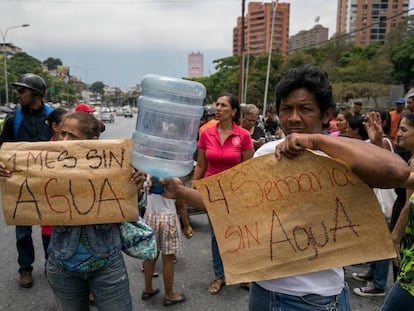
[101,108,115,123]
[123,107,133,118]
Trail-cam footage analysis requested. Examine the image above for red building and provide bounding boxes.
[188,52,203,78]
[233,1,290,57]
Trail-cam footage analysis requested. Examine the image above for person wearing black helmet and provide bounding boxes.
[0,73,54,288]
[198,104,218,135]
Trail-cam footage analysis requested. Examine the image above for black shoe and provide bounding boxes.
[163,294,185,306]
[19,271,33,288]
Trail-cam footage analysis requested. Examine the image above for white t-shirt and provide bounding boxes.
[253,139,344,296]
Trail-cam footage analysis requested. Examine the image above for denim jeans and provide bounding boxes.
[46,254,132,311]
[209,218,224,278]
[368,259,390,290]
[41,234,50,262]
[249,282,351,311]
[16,226,35,273]
[380,283,414,311]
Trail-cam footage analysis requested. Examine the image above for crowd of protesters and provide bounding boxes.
[2,68,414,310]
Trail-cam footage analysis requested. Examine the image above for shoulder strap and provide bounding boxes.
[43,104,54,116]
[13,104,54,138]
[383,137,394,153]
[13,107,23,139]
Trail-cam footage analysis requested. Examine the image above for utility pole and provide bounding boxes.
[238,0,246,104]
[263,1,278,118]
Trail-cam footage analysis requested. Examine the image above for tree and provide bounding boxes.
[1,52,44,103]
[245,53,283,109]
[90,81,105,96]
[42,57,63,71]
[381,16,414,88]
[7,52,43,77]
[191,56,239,104]
[332,82,390,103]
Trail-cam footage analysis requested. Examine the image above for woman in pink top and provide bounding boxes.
[193,94,254,294]
[330,111,351,137]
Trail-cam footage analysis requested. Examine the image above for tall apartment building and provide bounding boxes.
[188,52,203,78]
[288,24,329,51]
[233,2,290,57]
[336,0,409,46]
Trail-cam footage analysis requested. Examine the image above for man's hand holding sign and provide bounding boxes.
[0,138,139,225]
[192,149,395,285]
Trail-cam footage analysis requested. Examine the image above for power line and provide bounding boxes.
[304,7,414,49]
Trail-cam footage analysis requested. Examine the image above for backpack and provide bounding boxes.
[13,104,54,138]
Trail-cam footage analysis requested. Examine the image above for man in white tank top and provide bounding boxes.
[160,65,410,311]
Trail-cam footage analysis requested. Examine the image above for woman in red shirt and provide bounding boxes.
[193,94,254,294]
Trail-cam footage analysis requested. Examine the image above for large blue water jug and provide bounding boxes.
[131,74,206,186]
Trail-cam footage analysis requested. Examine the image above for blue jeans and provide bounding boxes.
[16,226,35,273]
[368,259,390,290]
[249,282,351,311]
[380,283,414,311]
[46,254,132,311]
[209,219,224,278]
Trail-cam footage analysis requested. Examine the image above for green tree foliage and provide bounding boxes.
[333,82,390,103]
[384,16,414,88]
[90,81,105,95]
[42,57,63,70]
[191,56,239,104]
[279,50,317,75]
[245,54,283,109]
[1,52,44,103]
[7,52,43,78]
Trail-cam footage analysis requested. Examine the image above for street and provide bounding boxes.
[0,115,394,310]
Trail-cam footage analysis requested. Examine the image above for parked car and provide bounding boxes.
[101,108,115,123]
[116,107,124,116]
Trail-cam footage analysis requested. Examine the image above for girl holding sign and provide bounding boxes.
[45,112,143,311]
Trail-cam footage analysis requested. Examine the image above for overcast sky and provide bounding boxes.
[0,0,412,88]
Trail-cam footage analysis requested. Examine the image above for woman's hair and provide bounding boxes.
[275,65,335,116]
[347,115,368,140]
[245,104,260,117]
[219,93,241,125]
[62,111,105,139]
[403,112,414,128]
[46,108,68,129]
[337,111,352,119]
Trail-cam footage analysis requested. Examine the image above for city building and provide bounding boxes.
[233,1,290,57]
[288,24,329,51]
[0,43,23,58]
[188,52,203,78]
[336,0,409,46]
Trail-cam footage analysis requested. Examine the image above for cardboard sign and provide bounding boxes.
[192,150,396,285]
[0,139,138,226]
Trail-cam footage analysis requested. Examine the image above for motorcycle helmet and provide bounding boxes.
[12,73,46,97]
[204,104,216,116]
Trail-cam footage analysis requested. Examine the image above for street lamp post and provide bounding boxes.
[73,66,99,84]
[262,1,278,118]
[1,24,29,105]
[85,67,99,85]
